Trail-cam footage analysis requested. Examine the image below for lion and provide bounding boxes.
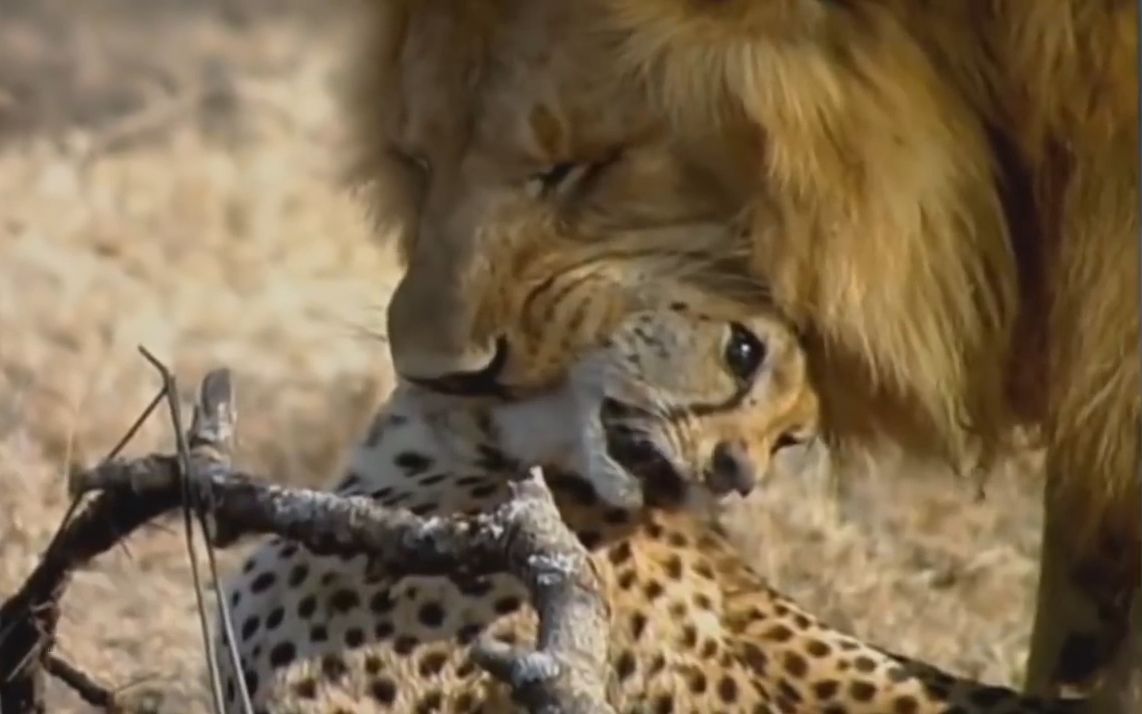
[340,0,1140,710]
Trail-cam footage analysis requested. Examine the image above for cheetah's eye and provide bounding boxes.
[723,322,766,382]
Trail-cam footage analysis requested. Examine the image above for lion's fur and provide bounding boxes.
[342,0,1139,694]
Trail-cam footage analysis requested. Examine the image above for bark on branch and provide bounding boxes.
[0,367,615,714]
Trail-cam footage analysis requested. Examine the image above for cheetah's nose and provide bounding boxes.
[708,441,757,497]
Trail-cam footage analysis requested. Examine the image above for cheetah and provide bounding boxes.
[217,301,1075,713]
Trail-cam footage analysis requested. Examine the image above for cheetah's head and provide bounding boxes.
[567,302,819,510]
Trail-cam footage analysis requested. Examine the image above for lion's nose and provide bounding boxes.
[708,441,757,497]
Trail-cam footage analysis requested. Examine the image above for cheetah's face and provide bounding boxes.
[571,305,820,509]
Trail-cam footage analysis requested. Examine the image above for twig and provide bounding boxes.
[41,655,112,709]
[0,368,615,713]
[135,349,229,714]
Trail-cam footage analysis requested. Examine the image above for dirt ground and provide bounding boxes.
[0,1,1047,711]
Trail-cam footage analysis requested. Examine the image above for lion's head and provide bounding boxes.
[345,0,1018,469]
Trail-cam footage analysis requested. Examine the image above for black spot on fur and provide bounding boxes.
[269,641,296,667]
[717,675,739,703]
[765,624,794,642]
[741,642,768,673]
[854,655,877,673]
[320,654,348,680]
[370,591,396,613]
[457,623,482,645]
[240,616,259,641]
[370,677,397,704]
[242,669,259,697]
[329,589,361,614]
[287,564,309,587]
[394,635,419,655]
[294,678,317,699]
[418,601,446,628]
[395,451,433,476]
[629,612,647,640]
[783,652,809,678]
[415,690,443,713]
[849,680,877,701]
[250,572,276,593]
[474,444,518,472]
[777,679,803,703]
[688,670,707,693]
[813,680,839,700]
[265,607,284,631]
[470,483,498,499]
[894,695,920,714]
[493,596,521,615]
[297,595,316,619]
[418,651,449,677]
[615,650,636,680]
[608,542,633,565]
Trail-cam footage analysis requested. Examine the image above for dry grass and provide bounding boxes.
[0,1,1045,711]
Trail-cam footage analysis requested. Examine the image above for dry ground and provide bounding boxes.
[0,2,1045,711]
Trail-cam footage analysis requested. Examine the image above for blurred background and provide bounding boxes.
[0,1,1046,711]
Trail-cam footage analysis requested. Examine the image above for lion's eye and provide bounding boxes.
[723,322,767,381]
[526,161,583,198]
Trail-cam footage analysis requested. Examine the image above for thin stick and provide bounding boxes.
[136,347,226,714]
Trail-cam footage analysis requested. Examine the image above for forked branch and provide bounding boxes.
[0,366,614,714]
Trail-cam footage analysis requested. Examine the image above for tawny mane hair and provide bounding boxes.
[343,0,1138,700]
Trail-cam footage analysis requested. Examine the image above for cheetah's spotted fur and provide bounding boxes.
[217,304,1075,714]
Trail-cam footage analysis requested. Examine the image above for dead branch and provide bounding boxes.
[0,367,614,714]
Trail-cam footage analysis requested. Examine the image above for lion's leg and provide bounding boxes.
[1025,483,1139,704]
[1084,593,1142,713]
[1024,148,1140,709]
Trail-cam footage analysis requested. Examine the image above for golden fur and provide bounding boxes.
[342,0,1139,705]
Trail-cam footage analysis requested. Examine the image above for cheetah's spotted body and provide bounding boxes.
[218,304,1074,714]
